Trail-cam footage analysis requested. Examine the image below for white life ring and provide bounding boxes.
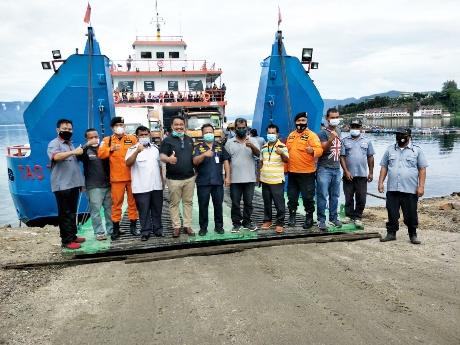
[157,60,164,68]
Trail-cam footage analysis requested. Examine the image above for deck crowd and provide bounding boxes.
[47,109,427,250]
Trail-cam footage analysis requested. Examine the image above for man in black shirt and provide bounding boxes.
[79,128,113,240]
[160,115,196,237]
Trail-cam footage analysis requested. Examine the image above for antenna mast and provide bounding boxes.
[151,1,165,40]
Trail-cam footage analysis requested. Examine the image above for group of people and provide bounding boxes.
[47,108,427,250]
[114,88,226,104]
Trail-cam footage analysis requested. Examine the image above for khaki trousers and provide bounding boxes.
[166,176,196,228]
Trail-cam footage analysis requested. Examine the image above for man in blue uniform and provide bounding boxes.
[193,124,231,236]
[340,119,375,227]
[378,127,428,244]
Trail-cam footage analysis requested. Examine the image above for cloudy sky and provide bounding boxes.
[0,0,459,116]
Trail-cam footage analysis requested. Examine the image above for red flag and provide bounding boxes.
[84,3,91,24]
[278,7,282,26]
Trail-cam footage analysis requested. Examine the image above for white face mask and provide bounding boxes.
[114,127,125,135]
[91,139,100,147]
[329,119,340,127]
[350,129,361,137]
[138,137,150,146]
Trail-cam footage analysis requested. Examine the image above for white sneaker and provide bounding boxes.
[341,217,352,224]
[354,219,363,227]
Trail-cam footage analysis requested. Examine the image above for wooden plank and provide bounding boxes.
[3,256,127,270]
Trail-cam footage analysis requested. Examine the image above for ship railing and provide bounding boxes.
[7,144,31,157]
[135,35,184,42]
[111,59,220,73]
[114,90,226,104]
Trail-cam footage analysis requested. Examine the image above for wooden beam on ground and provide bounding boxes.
[2,256,128,270]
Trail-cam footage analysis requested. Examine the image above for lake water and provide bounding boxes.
[1,122,460,226]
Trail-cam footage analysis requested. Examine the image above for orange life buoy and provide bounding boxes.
[114,95,120,103]
[204,92,210,102]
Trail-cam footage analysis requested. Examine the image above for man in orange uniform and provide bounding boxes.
[98,117,138,240]
[286,112,323,230]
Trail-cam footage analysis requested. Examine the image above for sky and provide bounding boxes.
[0,0,459,116]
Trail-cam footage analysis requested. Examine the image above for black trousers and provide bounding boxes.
[54,187,80,245]
[230,182,255,226]
[343,176,368,220]
[133,190,163,236]
[262,182,286,226]
[287,172,316,214]
[386,191,418,234]
[197,185,224,230]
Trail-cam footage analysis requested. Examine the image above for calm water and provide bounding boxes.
[1,122,460,226]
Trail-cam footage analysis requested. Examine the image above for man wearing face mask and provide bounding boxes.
[98,117,139,240]
[317,108,343,232]
[193,124,231,236]
[286,112,323,229]
[78,128,112,240]
[339,119,375,228]
[126,126,164,241]
[47,119,85,249]
[378,127,428,244]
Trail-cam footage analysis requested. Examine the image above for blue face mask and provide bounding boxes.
[329,119,341,127]
[138,137,150,145]
[267,134,277,143]
[172,131,184,137]
[350,129,361,137]
[203,133,215,142]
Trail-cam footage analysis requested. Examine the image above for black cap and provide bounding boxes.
[110,116,124,127]
[349,118,362,126]
[394,126,411,135]
[294,112,308,122]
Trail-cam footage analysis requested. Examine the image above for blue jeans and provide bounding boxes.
[86,187,113,235]
[316,167,341,222]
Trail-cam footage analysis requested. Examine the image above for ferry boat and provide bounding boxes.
[6,27,116,226]
[110,11,227,144]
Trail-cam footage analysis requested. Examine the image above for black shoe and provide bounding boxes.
[154,232,165,237]
[288,210,296,227]
[198,229,208,236]
[380,231,397,242]
[130,220,140,236]
[303,215,313,230]
[141,235,150,241]
[111,222,120,240]
[410,235,421,244]
[215,228,225,234]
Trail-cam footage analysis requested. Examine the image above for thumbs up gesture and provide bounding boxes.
[169,150,177,164]
[74,144,83,155]
[203,149,214,158]
[305,143,313,154]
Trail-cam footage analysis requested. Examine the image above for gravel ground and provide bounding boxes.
[1,194,459,345]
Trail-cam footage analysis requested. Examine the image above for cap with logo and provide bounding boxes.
[294,112,308,122]
[110,116,124,127]
[349,118,362,126]
[394,126,411,135]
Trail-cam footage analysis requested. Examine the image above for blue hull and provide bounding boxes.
[252,31,323,138]
[7,29,115,226]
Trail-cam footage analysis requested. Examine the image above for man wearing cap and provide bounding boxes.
[316,108,343,231]
[286,112,323,229]
[98,116,139,240]
[340,119,375,227]
[378,126,428,244]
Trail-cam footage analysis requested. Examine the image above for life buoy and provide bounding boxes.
[204,92,210,102]
[114,95,120,103]
[157,60,164,68]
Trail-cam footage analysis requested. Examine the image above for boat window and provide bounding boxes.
[141,52,152,59]
[156,52,164,59]
[169,52,179,59]
[144,81,155,91]
[168,81,179,91]
[187,80,204,91]
[118,81,134,91]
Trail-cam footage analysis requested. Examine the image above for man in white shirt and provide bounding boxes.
[126,126,164,241]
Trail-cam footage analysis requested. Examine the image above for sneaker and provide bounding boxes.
[261,222,272,229]
[198,229,208,236]
[215,228,225,235]
[243,223,258,232]
[74,237,86,243]
[231,225,241,233]
[354,219,363,227]
[62,242,81,249]
[96,234,107,241]
[275,225,284,233]
[318,221,328,232]
[330,220,342,228]
[341,217,352,224]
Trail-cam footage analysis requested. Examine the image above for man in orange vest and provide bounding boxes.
[98,117,138,239]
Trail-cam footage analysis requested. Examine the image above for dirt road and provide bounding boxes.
[1,195,459,344]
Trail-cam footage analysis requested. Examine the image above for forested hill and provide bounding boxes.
[0,102,29,125]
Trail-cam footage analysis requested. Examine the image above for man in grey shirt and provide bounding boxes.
[47,119,85,249]
[225,118,260,232]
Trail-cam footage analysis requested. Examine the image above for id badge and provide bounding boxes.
[215,156,220,164]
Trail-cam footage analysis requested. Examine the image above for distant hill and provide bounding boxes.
[0,102,29,125]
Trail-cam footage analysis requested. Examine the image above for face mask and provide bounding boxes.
[329,119,340,127]
[236,129,247,138]
[90,138,100,147]
[396,135,408,147]
[59,131,72,141]
[172,131,184,137]
[114,127,125,135]
[267,134,277,143]
[138,137,150,146]
[350,129,361,137]
[203,133,215,142]
[296,123,307,131]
